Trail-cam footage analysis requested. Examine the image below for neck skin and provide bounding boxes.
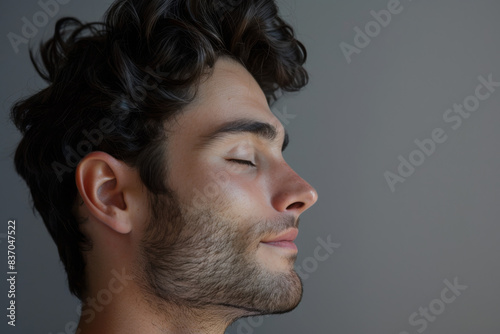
[75,278,246,334]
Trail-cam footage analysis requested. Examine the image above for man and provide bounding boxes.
[11,0,318,333]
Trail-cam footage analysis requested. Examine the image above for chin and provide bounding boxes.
[260,271,304,315]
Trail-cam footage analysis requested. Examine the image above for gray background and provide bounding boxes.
[1,0,499,333]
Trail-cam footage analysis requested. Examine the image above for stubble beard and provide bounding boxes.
[137,188,303,318]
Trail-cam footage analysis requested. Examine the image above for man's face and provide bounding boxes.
[138,58,318,316]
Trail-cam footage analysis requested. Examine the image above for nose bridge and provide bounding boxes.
[270,160,318,213]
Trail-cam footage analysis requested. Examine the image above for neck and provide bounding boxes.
[75,281,247,334]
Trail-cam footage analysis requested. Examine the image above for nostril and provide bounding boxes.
[286,202,304,210]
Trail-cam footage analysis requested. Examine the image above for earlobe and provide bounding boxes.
[75,151,134,234]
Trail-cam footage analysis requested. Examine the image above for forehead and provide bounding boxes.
[169,57,284,137]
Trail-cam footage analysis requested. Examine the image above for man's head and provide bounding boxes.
[11,0,317,321]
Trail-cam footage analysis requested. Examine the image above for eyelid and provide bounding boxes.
[227,158,256,167]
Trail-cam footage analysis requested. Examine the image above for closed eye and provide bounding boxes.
[227,159,256,167]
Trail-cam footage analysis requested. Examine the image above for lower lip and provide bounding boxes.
[261,241,298,250]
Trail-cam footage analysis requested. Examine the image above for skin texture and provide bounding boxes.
[74,57,318,334]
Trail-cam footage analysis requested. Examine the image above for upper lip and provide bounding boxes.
[260,228,298,243]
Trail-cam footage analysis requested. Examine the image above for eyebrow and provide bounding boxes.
[196,119,289,152]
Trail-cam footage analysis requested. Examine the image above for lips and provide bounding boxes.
[260,228,298,250]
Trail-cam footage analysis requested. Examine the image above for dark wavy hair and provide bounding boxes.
[10,0,308,300]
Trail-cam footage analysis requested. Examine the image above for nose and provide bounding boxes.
[270,162,318,215]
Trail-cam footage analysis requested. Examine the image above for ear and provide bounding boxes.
[75,151,137,234]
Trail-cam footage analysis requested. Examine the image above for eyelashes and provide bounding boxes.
[227,159,256,167]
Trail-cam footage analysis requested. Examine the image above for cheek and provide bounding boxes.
[170,150,272,218]
[216,172,270,217]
